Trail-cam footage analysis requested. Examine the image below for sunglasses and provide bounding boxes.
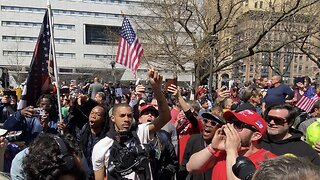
[266,115,287,125]
[202,119,220,127]
[228,120,257,132]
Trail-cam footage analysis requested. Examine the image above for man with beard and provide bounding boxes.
[178,112,225,180]
[186,110,276,180]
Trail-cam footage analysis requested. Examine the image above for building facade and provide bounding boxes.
[1,0,190,85]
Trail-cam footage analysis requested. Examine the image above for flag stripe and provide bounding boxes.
[115,17,143,76]
[295,86,320,113]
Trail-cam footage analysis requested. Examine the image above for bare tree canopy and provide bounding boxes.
[134,0,320,88]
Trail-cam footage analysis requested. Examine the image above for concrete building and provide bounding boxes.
[0,0,194,85]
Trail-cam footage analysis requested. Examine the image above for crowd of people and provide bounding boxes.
[0,68,320,180]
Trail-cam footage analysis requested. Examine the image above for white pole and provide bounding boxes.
[47,2,63,125]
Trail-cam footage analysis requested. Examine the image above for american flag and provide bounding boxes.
[295,85,320,113]
[116,17,144,76]
[18,9,53,109]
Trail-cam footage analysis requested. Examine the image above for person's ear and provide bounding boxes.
[111,115,115,123]
[251,132,262,141]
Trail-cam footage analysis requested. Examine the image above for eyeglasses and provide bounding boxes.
[202,118,220,127]
[266,115,287,125]
[228,120,257,132]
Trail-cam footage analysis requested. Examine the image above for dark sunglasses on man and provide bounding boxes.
[265,115,287,125]
[228,120,257,132]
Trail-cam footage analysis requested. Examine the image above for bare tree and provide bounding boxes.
[135,0,320,89]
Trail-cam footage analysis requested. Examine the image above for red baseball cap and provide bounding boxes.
[140,104,159,117]
[223,110,267,134]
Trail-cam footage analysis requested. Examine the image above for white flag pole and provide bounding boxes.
[47,1,63,125]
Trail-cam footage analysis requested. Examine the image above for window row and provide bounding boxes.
[2,21,75,30]
[84,54,116,59]
[3,50,76,58]
[1,5,141,19]
[2,36,76,44]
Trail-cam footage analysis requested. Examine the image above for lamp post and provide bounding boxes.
[110,61,116,84]
[209,34,218,94]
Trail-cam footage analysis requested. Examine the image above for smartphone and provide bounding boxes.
[165,78,178,91]
[135,78,141,86]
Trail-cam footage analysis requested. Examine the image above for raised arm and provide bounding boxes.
[167,84,198,128]
[148,68,171,135]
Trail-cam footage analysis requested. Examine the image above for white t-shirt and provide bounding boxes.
[92,123,153,180]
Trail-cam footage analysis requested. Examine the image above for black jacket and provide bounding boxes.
[150,130,179,180]
[260,128,320,166]
[177,134,212,180]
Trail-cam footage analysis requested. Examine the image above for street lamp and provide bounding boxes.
[110,61,116,84]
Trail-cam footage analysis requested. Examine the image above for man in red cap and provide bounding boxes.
[186,110,276,180]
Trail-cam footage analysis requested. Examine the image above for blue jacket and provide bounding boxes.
[3,110,58,144]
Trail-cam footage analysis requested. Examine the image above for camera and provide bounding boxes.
[232,156,256,180]
[34,107,45,116]
[108,144,152,177]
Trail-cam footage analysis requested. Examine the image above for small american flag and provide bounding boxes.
[116,17,144,76]
[295,86,320,113]
[18,9,53,109]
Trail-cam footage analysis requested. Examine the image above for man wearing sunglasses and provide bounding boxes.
[178,112,225,180]
[186,110,276,180]
[260,104,320,166]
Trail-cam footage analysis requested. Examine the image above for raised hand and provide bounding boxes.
[148,67,163,89]
[135,84,145,98]
[167,84,180,98]
[223,124,241,153]
[21,106,35,118]
[211,127,227,151]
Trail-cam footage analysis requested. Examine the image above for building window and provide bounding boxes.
[59,68,73,73]
[260,1,263,8]
[85,24,121,45]
[255,2,258,8]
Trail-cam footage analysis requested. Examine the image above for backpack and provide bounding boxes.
[106,129,152,180]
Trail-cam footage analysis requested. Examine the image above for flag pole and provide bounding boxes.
[47,1,63,125]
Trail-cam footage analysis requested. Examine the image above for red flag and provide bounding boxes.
[116,17,144,76]
[18,9,53,108]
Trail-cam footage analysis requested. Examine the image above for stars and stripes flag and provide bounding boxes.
[295,85,320,113]
[116,17,144,76]
[18,9,53,109]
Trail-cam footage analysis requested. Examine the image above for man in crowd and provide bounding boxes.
[88,77,103,100]
[264,75,293,108]
[260,104,320,165]
[186,110,276,180]
[298,100,320,137]
[92,68,171,180]
[237,88,262,114]
[77,105,110,179]
[253,156,320,180]
[178,112,225,180]
[4,94,60,144]
[138,104,178,180]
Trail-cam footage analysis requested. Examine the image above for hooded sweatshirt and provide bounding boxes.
[260,128,320,166]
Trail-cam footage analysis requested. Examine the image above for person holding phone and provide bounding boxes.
[3,94,60,145]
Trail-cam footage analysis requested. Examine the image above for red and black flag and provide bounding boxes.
[18,9,53,109]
